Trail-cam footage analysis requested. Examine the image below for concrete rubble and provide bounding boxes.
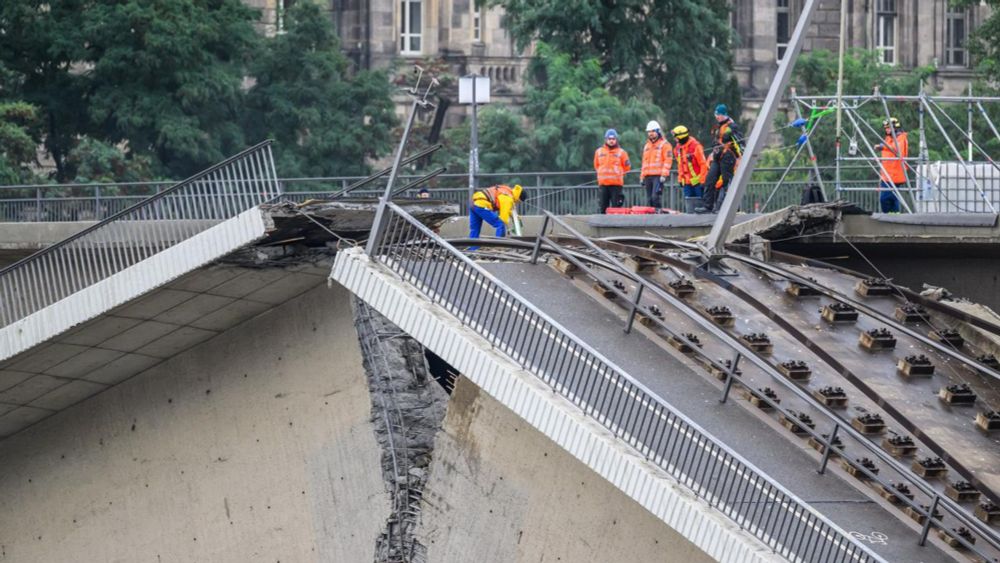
[353,300,449,563]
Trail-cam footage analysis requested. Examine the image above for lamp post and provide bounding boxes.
[459,74,491,202]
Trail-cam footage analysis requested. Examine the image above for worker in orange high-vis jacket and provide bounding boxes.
[469,184,524,239]
[640,120,673,211]
[594,129,631,213]
[875,117,909,213]
[671,125,708,213]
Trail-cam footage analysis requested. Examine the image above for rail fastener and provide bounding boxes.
[930,328,965,350]
[975,410,1000,431]
[777,360,811,382]
[808,433,845,457]
[743,387,779,411]
[707,358,742,381]
[704,305,735,327]
[669,333,702,353]
[939,383,977,406]
[878,482,915,505]
[882,434,918,457]
[975,353,1000,370]
[975,501,1000,525]
[912,457,949,480]
[842,457,879,481]
[859,328,897,351]
[937,527,976,550]
[855,277,894,297]
[785,279,821,297]
[625,255,657,275]
[852,413,887,435]
[945,481,982,503]
[895,303,930,324]
[553,257,579,276]
[739,332,773,355]
[813,386,848,408]
[821,302,859,323]
[666,277,696,298]
[897,355,935,378]
[779,411,815,436]
[904,503,944,525]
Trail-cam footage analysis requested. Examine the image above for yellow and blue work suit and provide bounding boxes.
[469,184,522,239]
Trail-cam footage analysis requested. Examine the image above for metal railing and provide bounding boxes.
[0,141,280,328]
[366,201,879,563]
[0,166,889,222]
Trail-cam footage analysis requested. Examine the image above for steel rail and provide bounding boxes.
[0,140,274,278]
[523,220,998,555]
[330,143,442,199]
[607,237,1000,503]
[451,234,999,556]
[633,236,1000,382]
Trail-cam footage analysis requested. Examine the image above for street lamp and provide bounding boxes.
[459,74,491,201]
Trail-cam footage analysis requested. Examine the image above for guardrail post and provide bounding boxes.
[919,495,940,546]
[529,214,550,265]
[817,423,840,474]
[95,186,102,220]
[623,284,645,334]
[718,352,742,404]
[35,186,42,220]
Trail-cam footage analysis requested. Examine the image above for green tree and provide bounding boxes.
[488,0,739,134]
[65,137,153,184]
[0,101,40,184]
[81,0,260,178]
[243,2,397,177]
[0,0,90,180]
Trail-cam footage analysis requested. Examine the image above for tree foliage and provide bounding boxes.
[243,2,396,177]
[488,0,739,133]
[0,0,398,184]
[433,44,663,179]
[0,100,39,184]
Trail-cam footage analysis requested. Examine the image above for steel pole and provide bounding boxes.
[703,0,820,255]
[469,77,479,204]
[365,98,421,255]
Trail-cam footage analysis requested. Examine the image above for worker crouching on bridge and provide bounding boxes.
[469,184,524,239]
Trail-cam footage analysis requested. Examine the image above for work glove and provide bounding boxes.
[659,175,667,184]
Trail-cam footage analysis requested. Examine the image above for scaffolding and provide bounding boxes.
[774,87,1000,214]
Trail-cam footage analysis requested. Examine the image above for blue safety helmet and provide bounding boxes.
[605,129,618,139]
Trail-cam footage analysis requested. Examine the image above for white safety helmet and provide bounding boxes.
[646,120,661,132]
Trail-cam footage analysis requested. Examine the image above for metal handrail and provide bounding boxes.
[0,141,280,327]
[367,201,880,563]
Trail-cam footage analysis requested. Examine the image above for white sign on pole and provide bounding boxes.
[459,75,491,104]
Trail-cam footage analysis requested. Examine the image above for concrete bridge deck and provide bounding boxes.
[484,261,951,563]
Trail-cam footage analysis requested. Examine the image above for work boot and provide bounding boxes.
[693,206,710,214]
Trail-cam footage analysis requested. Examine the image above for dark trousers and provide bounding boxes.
[701,151,737,212]
[643,176,664,209]
[599,184,624,214]
[879,181,902,213]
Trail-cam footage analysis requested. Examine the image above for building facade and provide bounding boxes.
[734,0,990,102]
[244,1,989,113]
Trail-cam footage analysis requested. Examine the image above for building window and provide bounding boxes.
[876,0,897,65]
[946,8,968,67]
[472,5,483,42]
[776,0,790,61]
[276,0,296,34]
[399,0,422,55]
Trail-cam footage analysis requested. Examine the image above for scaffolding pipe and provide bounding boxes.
[841,106,913,213]
[920,96,998,213]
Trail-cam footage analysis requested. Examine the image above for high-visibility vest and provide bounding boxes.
[716,119,743,157]
[472,184,513,210]
[641,137,674,178]
[880,131,909,184]
[673,137,707,186]
[594,145,631,186]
